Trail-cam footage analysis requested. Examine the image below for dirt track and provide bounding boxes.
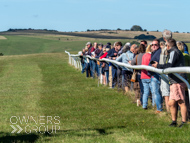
[0,36,7,40]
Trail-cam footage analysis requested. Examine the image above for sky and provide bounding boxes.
[0,0,190,33]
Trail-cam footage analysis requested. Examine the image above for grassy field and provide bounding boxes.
[0,33,189,142]
[0,35,134,55]
[0,53,189,143]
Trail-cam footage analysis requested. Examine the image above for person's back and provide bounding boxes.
[141,45,152,109]
[141,52,151,79]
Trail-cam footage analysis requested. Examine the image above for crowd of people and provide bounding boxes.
[79,29,190,128]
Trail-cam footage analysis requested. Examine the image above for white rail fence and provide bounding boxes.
[65,51,190,103]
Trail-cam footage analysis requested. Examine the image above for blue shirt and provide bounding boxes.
[116,50,134,71]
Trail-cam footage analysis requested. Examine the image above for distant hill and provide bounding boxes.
[2,29,190,42]
[0,30,190,56]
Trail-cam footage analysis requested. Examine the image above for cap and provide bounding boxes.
[86,42,92,46]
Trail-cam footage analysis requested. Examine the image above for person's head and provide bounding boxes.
[138,44,146,53]
[125,42,131,48]
[98,43,103,50]
[162,29,172,42]
[85,46,88,51]
[176,41,184,53]
[86,42,92,48]
[122,45,130,53]
[93,42,97,49]
[105,45,111,52]
[160,41,165,49]
[103,47,106,53]
[115,41,122,51]
[166,38,176,50]
[146,44,152,53]
[151,39,160,52]
[113,42,117,47]
[130,44,139,54]
[107,42,111,46]
[140,40,147,47]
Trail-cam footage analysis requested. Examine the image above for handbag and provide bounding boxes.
[97,60,100,65]
[131,70,137,82]
[131,55,138,82]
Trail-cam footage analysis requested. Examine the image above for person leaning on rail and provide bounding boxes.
[107,42,122,88]
[85,42,93,78]
[152,38,187,128]
[148,39,163,113]
[160,29,172,112]
[131,44,146,106]
[177,41,190,121]
[116,43,134,92]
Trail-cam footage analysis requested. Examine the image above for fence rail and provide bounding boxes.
[65,50,190,103]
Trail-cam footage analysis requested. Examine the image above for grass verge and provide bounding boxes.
[0,53,189,143]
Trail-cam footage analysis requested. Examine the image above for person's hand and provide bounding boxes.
[152,61,158,68]
[128,61,131,64]
[114,53,117,56]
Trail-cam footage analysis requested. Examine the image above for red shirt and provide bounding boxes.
[141,53,151,79]
[90,47,95,52]
[100,52,108,59]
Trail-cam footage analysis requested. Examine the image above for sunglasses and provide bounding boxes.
[151,44,158,46]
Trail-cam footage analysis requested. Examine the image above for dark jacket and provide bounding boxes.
[107,48,118,68]
[157,46,186,84]
[148,47,161,76]
[107,48,118,58]
[87,47,93,55]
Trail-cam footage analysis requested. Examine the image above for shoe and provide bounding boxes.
[143,107,148,110]
[178,122,187,128]
[137,99,141,106]
[169,121,177,127]
[155,110,161,114]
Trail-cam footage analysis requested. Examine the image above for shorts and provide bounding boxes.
[169,83,186,101]
[160,78,170,97]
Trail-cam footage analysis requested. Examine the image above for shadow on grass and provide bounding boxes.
[0,126,127,142]
[0,132,39,143]
[54,125,127,137]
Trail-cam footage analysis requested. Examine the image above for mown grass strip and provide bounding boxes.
[0,53,189,143]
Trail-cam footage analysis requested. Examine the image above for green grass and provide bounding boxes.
[0,33,189,142]
[0,35,190,56]
[0,35,136,56]
[0,53,189,143]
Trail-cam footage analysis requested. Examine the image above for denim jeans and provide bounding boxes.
[86,63,91,77]
[95,62,99,77]
[142,79,151,108]
[105,70,109,84]
[137,74,144,104]
[112,67,117,88]
[151,75,162,111]
[90,60,95,78]
[81,63,86,73]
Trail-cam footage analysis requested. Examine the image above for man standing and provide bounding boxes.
[107,42,122,88]
[160,29,172,112]
[149,39,162,113]
[152,39,187,127]
[86,42,93,77]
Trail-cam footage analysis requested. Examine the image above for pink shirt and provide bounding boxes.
[141,53,151,79]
